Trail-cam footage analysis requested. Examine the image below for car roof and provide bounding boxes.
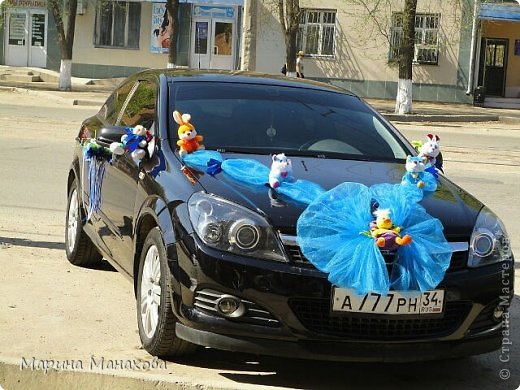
[136,68,357,97]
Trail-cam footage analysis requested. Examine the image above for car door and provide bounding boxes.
[97,79,157,272]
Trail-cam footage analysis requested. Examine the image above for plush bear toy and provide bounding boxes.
[269,153,294,189]
[401,155,427,188]
[110,125,153,160]
[369,209,412,251]
[173,111,204,157]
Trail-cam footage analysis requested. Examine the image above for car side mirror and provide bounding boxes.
[97,126,127,147]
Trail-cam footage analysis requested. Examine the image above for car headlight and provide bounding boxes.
[188,192,288,262]
[468,206,512,268]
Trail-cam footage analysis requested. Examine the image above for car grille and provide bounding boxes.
[288,298,472,340]
[194,289,280,327]
[284,244,468,272]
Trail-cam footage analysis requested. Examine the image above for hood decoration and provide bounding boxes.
[269,153,295,189]
[297,183,452,295]
[173,111,205,157]
[401,155,437,192]
[182,150,326,205]
[369,208,412,251]
[180,136,450,295]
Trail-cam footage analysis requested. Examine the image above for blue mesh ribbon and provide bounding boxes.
[297,182,451,295]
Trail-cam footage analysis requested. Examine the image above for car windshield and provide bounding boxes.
[169,81,408,160]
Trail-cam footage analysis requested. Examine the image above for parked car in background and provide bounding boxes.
[65,70,514,361]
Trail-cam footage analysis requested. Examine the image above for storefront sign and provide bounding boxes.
[515,39,520,56]
[150,3,169,54]
[193,5,235,19]
[6,0,46,8]
[8,13,26,45]
[31,13,45,46]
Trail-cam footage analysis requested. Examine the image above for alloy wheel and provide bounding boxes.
[67,189,79,253]
[140,245,162,338]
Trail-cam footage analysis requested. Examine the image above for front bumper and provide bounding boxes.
[169,236,514,362]
[175,322,502,362]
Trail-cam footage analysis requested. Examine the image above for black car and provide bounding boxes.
[65,70,514,362]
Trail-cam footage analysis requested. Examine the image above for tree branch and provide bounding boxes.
[48,0,67,57]
[278,0,286,32]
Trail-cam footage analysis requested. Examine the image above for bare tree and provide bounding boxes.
[48,0,78,91]
[395,0,417,114]
[344,0,418,113]
[277,0,301,76]
[165,0,179,68]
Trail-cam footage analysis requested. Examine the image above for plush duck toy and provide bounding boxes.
[369,208,412,251]
[173,111,204,157]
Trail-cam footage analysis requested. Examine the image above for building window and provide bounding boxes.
[95,1,141,49]
[297,9,336,57]
[389,13,440,64]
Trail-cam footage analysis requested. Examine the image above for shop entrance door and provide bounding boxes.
[210,19,233,70]
[479,38,508,97]
[5,10,47,67]
[190,17,234,70]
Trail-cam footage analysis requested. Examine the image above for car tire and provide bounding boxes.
[136,227,196,358]
[65,179,103,267]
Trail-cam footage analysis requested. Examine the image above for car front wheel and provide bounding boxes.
[136,227,196,358]
[65,179,102,267]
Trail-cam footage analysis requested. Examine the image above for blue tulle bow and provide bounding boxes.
[182,150,224,172]
[182,150,325,205]
[297,182,451,295]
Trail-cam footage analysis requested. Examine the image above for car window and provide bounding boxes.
[169,82,408,160]
[104,81,136,125]
[120,80,157,130]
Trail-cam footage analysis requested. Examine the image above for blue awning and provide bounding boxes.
[146,0,244,4]
[180,0,243,4]
[480,3,520,21]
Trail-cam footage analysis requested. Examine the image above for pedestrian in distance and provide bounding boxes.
[296,51,305,78]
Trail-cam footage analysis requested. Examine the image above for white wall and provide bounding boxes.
[73,2,169,69]
[255,0,465,86]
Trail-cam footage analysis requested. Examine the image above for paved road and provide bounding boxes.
[0,90,519,389]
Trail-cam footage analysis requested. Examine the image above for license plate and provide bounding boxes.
[332,288,444,315]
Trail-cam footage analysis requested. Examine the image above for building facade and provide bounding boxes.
[478,1,520,103]
[1,0,519,105]
[1,0,50,68]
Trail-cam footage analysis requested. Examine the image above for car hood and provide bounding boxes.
[193,153,482,239]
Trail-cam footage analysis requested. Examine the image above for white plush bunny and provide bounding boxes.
[269,153,294,189]
[419,134,440,166]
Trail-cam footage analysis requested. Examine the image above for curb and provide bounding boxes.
[382,113,500,122]
[0,86,106,107]
[0,358,246,390]
[499,116,520,124]
[73,99,105,107]
[0,86,74,105]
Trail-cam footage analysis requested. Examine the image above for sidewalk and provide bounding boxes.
[1,66,519,122]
